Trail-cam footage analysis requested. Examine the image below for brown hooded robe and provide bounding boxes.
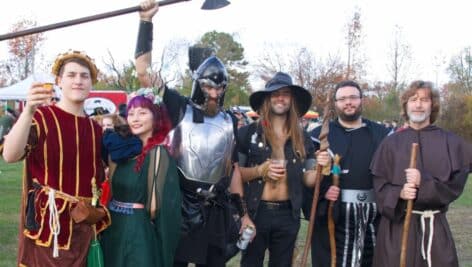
[370,125,471,267]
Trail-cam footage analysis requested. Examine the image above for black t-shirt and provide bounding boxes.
[310,119,389,190]
[339,126,376,189]
[302,119,389,219]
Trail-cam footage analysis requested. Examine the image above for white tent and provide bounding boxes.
[0,76,35,100]
[0,75,61,100]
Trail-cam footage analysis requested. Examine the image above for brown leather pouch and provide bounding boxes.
[71,200,105,224]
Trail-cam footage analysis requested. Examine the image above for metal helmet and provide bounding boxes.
[191,56,228,107]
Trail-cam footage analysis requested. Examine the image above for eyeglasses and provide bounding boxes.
[335,95,361,102]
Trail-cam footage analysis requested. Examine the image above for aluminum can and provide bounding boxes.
[236,225,255,250]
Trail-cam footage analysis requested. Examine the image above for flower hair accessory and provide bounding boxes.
[135,87,162,105]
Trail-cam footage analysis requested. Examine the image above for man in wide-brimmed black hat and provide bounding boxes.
[249,72,312,117]
[237,72,317,266]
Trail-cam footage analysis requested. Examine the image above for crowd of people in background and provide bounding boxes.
[0,106,17,141]
[0,1,471,267]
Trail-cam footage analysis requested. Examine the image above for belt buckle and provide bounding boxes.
[265,202,279,209]
[356,192,368,202]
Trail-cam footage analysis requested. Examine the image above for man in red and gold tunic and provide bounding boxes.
[2,50,111,267]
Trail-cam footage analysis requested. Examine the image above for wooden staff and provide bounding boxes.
[327,155,341,267]
[301,159,323,267]
[399,143,419,267]
[300,100,334,267]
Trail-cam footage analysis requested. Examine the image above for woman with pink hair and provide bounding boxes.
[100,94,182,267]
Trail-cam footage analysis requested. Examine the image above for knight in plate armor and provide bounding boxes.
[134,2,255,266]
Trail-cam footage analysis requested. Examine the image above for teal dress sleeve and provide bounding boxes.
[152,145,182,267]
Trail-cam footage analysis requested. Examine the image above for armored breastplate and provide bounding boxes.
[167,105,235,184]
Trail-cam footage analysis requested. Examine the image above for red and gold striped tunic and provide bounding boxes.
[21,105,110,250]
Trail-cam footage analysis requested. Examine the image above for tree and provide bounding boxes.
[184,31,251,108]
[0,19,44,84]
[433,52,446,87]
[225,68,251,107]
[255,45,346,114]
[345,8,365,80]
[462,95,472,141]
[95,57,140,91]
[447,47,472,94]
[387,25,411,91]
[438,93,472,142]
[178,69,193,97]
[196,31,246,66]
[254,43,291,76]
[362,96,384,122]
[98,39,189,92]
[382,89,401,120]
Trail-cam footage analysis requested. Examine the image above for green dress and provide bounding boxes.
[101,146,182,267]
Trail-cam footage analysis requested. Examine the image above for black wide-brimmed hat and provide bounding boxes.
[249,72,312,116]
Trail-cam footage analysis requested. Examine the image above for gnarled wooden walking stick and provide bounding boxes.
[327,155,341,267]
[300,100,334,267]
[399,143,419,267]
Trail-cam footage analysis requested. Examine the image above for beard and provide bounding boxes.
[337,105,362,122]
[203,99,219,117]
[270,104,290,116]
[408,110,431,124]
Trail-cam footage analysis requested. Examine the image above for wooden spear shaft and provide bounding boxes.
[0,0,189,41]
[399,143,419,267]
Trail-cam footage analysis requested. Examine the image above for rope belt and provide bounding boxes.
[34,181,95,257]
[47,189,61,258]
[411,209,440,267]
[37,182,94,257]
[35,181,92,204]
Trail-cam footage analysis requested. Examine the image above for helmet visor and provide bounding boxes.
[198,78,227,90]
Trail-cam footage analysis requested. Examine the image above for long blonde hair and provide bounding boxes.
[258,96,306,159]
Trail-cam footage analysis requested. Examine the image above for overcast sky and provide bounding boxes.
[2,0,472,87]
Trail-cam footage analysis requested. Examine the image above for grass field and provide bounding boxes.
[0,160,22,267]
[0,159,470,267]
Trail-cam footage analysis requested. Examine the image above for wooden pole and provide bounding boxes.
[399,143,419,267]
[300,105,332,266]
[301,165,323,267]
[327,155,341,267]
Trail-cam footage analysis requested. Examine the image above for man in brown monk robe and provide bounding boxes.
[370,80,472,267]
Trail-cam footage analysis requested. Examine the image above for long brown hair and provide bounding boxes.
[258,96,306,159]
[400,80,440,123]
